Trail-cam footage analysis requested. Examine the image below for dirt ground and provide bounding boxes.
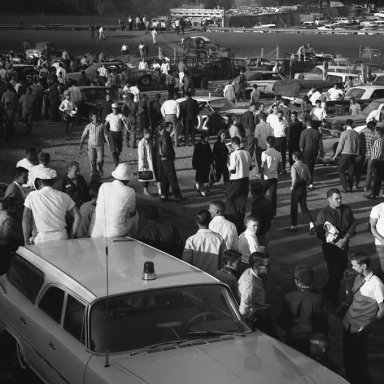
[0,28,384,383]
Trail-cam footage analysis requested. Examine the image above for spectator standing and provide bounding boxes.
[309,99,327,130]
[151,28,158,45]
[137,205,183,258]
[79,112,108,176]
[269,109,288,173]
[98,25,105,40]
[208,200,238,251]
[309,88,322,106]
[180,91,198,146]
[212,129,229,185]
[223,81,236,104]
[138,128,160,196]
[287,151,315,233]
[192,133,213,197]
[278,265,328,355]
[137,93,150,133]
[4,167,29,206]
[161,96,180,147]
[156,123,183,201]
[181,73,194,97]
[121,93,138,148]
[286,111,305,166]
[227,136,252,222]
[178,60,186,85]
[315,188,355,305]
[370,201,384,278]
[149,93,163,129]
[238,216,262,272]
[237,69,247,101]
[332,119,360,193]
[228,116,242,140]
[58,91,77,140]
[19,87,35,135]
[104,103,128,167]
[22,167,80,244]
[342,253,384,384]
[301,95,313,122]
[240,103,256,160]
[165,72,176,99]
[213,250,241,300]
[349,97,361,115]
[250,84,261,104]
[359,121,376,192]
[261,136,282,217]
[327,84,344,100]
[254,112,273,169]
[182,209,226,275]
[91,163,138,238]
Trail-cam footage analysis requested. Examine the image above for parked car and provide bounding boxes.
[0,238,349,384]
[344,85,384,101]
[11,64,39,85]
[247,57,275,71]
[208,71,284,98]
[25,42,60,60]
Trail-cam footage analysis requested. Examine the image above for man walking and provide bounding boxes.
[161,95,180,147]
[286,111,305,166]
[316,188,355,305]
[227,136,252,222]
[182,209,226,276]
[332,119,360,193]
[121,93,138,148]
[270,109,288,173]
[181,91,199,146]
[343,253,384,384]
[240,103,257,160]
[359,121,376,192]
[300,118,324,190]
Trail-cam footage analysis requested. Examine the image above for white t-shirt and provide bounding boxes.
[309,91,322,105]
[228,148,252,180]
[370,203,384,245]
[261,147,282,180]
[209,215,238,251]
[105,113,125,132]
[328,87,344,101]
[129,86,140,103]
[24,186,75,233]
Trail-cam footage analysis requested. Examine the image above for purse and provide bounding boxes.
[138,170,154,182]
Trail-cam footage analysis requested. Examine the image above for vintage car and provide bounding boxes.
[208,70,284,98]
[11,64,39,85]
[77,86,123,120]
[0,238,349,384]
[25,42,60,60]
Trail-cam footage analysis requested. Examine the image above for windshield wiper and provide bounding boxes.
[130,339,188,356]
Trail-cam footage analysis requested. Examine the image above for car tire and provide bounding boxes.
[200,77,211,90]
[139,75,151,87]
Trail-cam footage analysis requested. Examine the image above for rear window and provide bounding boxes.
[346,88,365,99]
[7,255,44,302]
[326,74,343,83]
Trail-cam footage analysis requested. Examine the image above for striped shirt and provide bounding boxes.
[359,128,375,158]
[80,122,107,147]
[371,137,384,161]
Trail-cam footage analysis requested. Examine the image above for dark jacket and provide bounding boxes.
[250,196,272,236]
[287,121,305,149]
[149,99,163,128]
[181,97,199,118]
[158,131,175,161]
[4,182,25,206]
[61,174,89,208]
[240,110,255,135]
[213,140,229,165]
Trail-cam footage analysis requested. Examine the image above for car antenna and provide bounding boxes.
[103,186,110,368]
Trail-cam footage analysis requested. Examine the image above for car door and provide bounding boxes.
[44,291,92,384]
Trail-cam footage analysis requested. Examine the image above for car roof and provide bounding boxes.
[177,96,225,103]
[326,72,359,77]
[347,85,384,90]
[18,238,215,303]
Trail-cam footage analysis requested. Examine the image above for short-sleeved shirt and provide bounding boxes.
[24,186,75,233]
[105,113,125,132]
[228,148,252,180]
[261,147,282,180]
[370,203,384,246]
[238,229,261,264]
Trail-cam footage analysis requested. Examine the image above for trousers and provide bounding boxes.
[226,177,249,222]
[338,154,357,191]
[160,159,181,198]
[290,183,314,226]
[302,148,318,185]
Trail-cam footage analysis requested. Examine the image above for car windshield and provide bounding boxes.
[208,99,236,111]
[363,100,384,114]
[346,88,365,99]
[90,284,245,353]
[82,88,119,102]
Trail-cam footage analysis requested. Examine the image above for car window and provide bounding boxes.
[64,295,86,343]
[39,286,65,324]
[363,100,384,114]
[371,90,384,98]
[7,255,44,302]
[346,88,365,99]
[209,99,235,111]
[90,284,245,353]
[326,74,342,83]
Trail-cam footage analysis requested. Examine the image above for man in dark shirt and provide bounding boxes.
[181,91,199,146]
[100,92,113,122]
[61,161,89,208]
[156,123,183,201]
[300,119,324,189]
[240,103,256,159]
[121,93,138,148]
[149,93,163,131]
[316,188,355,305]
[278,265,328,355]
[287,111,305,166]
[137,205,183,258]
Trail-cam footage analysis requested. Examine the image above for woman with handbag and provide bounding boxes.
[138,128,160,196]
[58,90,77,140]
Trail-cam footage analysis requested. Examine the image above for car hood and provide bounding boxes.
[110,334,347,384]
[325,113,367,124]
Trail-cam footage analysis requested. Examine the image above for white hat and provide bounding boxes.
[111,163,130,181]
[111,103,119,108]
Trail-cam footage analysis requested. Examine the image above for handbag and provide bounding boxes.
[138,170,154,182]
[334,278,366,319]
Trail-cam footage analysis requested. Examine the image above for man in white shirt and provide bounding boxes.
[22,167,80,244]
[268,109,288,173]
[366,103,384,123]
[129,83,141,103]
[151,28,158,45]
[138,58,148,70]
[223,81,236,103]
[369,202,384,277]
[342,253,384,384]
[56,62,67,85]
[161,96,180,146]
[327,84,344,101]
[104,103,128,167]
[97,64,108,79]
[227,136,253,222]
[91,163,138,238]
[261,136,282,217]
[208,200,238,250]
[308,88,322,106]
[160,60,170,75]
[121,42,129,55]
[182,209,226,276]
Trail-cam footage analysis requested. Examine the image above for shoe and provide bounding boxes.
[160,196,169,202]
[309,226,316,235]
[365,194,377,200]
[307,184,314,190]
[194,184,201,192]
[200,191,207,197]
[143,190,150,196]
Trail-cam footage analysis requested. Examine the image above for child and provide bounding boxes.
[213,250,241,301]
[238,215,264,276]
[287,150,315,233]
[192,132,213,197]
